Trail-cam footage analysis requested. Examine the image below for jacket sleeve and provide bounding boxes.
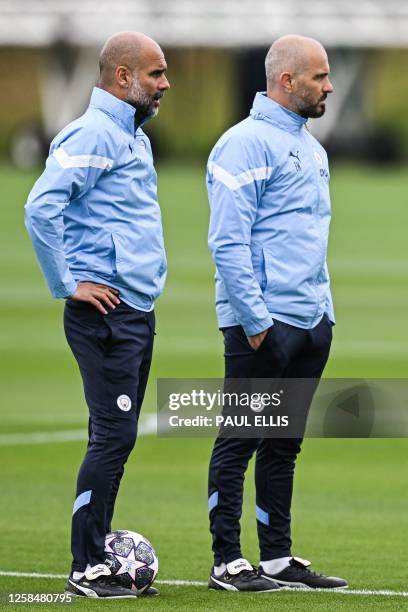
[207,133,274,336]
[325,282,335,325]
[24,127,114,298]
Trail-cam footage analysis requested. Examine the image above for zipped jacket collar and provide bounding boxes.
[250,92,307,133]
[89,86,148,134]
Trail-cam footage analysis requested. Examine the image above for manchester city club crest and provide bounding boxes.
[117,395,132,412]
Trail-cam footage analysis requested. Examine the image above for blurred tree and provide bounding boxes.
[145,48,237,159]
[369,49,408,156]
[0,49,42,159]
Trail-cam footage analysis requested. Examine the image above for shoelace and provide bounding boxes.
[257,561,323,581]
[84,575,118,587]
[286,561,324,579]
[225,566,260,582]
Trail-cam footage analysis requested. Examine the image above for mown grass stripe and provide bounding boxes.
[1,570,408,597]
[0,415,157,446]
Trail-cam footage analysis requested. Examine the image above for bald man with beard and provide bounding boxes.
[206,35,348,592]
[25,32,169,598]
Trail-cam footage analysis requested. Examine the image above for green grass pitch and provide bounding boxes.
[0,162,407,611]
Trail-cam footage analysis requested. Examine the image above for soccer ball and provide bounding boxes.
[104,530,158,594]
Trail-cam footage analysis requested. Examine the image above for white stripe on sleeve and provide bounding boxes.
[53,146,114,170]
[208,162,273,191]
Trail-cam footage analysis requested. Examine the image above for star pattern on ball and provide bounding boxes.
[104,530,158,591]
[112,546,146,581]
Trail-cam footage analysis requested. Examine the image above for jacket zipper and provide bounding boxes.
[302,127,327,322]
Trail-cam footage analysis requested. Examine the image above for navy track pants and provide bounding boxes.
[208,315,332,565]
[64,299,155,572]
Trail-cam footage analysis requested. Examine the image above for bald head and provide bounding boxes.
[96,31,169,121]
[99,31,162,86]
[264,35,333,119]
[265,35,327,87]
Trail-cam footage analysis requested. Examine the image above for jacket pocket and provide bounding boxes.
[251,247,267,292]
[262,247,277,295]
[111,232,166,298]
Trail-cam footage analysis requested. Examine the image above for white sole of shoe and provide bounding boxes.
[271,579,348,590]
[66,581,137,599]
[209,577,280,592]
[66,591,138,599]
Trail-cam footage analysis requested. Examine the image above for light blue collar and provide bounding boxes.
[89,87,137,135]
[250,92,307,133]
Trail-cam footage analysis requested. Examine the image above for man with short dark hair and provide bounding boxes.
[206,35,348,592]
[25,31,170,598]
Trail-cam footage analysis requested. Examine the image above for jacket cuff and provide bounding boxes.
[242,314,274,337]
[325,293,335,325]
[53,279,78,299]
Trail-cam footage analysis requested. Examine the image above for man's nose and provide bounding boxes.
[159,75,170,91]
[324,79,334,94]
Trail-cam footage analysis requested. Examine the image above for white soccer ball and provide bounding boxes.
[104,530,158,594]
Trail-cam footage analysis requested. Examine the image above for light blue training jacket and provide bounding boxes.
[207,92,334,336]
[25,87,167,312]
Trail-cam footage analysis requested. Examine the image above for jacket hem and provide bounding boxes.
[73,272,154,312]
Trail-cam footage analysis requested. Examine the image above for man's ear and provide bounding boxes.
[115,65,131,89]
[280,72,294,93]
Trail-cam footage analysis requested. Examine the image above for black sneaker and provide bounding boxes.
[260,557,348,590]
[65,564,136,598]
[209,558,281,592]
[140,586,160,596]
